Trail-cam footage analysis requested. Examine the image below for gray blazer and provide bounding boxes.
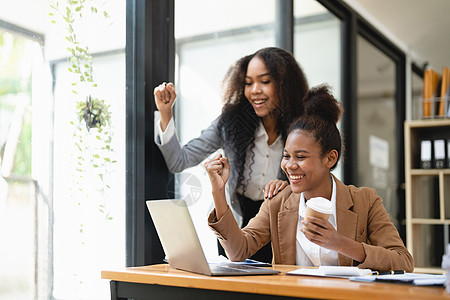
[155,116,285,224]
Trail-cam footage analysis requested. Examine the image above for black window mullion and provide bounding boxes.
[412,62,425,78]
[341,10,358,185]
[276,0,294,52]
[126,0,175,267]
[395,54,407,242]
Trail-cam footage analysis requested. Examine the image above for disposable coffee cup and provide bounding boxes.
[305,197,332,221]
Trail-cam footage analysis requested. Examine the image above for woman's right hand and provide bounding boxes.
[204,154,230,193]
[154,82,176,131]
[264,179,288,199]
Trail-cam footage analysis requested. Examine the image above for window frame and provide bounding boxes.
[126,0,175,267]
[126,0,409,265]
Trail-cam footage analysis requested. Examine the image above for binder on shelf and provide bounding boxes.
[420,140,432,169]
[447,139,450,169]
[434,139,445,169]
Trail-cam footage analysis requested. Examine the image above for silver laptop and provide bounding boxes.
[146,199,280,276]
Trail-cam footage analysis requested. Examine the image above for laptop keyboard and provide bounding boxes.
[211,264,264,273]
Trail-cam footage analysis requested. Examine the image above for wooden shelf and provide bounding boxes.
[404,120,450,271]
[411,218,450,225]
[411,169,450,175]
[406,119,450,128]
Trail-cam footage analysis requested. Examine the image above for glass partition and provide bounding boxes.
[293,0,343,180]
[0,29,38,300]
[52,52,125,299]
[1,1,126,299]
[412,70,424,120]
[174,0,276,257]
[356,36,399,226]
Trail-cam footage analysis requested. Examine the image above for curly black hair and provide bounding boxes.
[288,84,344,170]
[218,47,308,192]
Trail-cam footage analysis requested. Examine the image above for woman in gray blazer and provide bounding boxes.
[154,47,308,262]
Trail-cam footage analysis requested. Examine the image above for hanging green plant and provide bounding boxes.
[49,0,111,127]
[49,0,115,220]
[78,95,111,130]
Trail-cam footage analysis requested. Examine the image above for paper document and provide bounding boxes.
[288,266,371,278]
[350,273,446,286]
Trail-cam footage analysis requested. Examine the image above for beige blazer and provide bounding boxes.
[208,175,414,272]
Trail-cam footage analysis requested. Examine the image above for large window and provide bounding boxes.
[52,52,126,299]
[293,0,343,179]
[356,36,399,227]
[0,28,41,300]
[50,2,126,298]
[1,1,126,299]
[131,0,409,266]
[173,0,277,258]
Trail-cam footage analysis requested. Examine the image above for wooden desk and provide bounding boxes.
[101,264,449,300]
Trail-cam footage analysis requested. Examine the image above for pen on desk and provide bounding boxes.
[371,270,405,275]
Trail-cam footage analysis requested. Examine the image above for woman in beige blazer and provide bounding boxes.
[205,85,414,272]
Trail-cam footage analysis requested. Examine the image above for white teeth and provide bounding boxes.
[253,99,266,104]
[290,175,304,180]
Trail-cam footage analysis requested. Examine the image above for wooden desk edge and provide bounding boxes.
[101,264,449,300]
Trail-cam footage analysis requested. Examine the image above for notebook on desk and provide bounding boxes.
[146,199,280,276]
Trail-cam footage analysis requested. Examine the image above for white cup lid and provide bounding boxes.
[306,197,332,214]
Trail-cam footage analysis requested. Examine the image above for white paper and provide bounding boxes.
[318,266,372,276]
[421,140,432,161]
[288,266,371,277]
[434,139,445,159]
[369,135,389,170]
[351,273,446,286]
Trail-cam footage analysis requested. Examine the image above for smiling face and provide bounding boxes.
[244,56,279,119]
[281,129,337,200]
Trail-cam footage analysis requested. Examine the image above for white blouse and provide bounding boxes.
[236,122,283,200]
[295,176,339,266]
